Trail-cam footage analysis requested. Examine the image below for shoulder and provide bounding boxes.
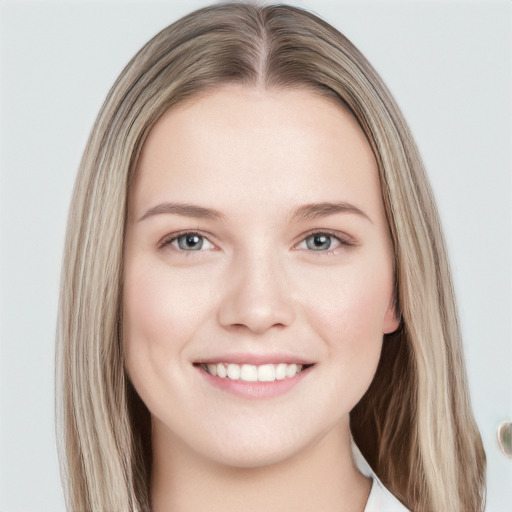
[351,439,411,512]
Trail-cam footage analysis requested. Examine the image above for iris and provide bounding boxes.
[306,234,332,251]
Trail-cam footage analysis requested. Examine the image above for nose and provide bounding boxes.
[217,250,295,334]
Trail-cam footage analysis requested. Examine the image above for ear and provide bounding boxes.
[383,298,400,334]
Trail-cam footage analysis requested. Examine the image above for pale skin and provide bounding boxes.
[123,85,399,512]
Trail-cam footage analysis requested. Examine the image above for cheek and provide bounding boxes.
[122,260,213,391]
[305,263,393,331]
[298,261,394,374]
[124,261,210,345]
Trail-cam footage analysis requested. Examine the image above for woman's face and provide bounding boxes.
[123,85,398,468]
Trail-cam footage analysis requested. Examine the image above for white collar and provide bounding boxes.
[352,439,411,512]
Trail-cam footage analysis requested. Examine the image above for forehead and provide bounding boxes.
[130,85,383,224]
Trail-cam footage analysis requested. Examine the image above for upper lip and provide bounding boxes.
[193,352,314,366]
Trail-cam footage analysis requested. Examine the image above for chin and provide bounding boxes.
[202,439,306,470]
[188,416,343,471]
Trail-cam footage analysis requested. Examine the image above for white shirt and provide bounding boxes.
[352,440,411,512]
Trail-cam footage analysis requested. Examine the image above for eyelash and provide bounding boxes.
[158,229,356,254]
[158,231,216,252]
[295,229,356,255]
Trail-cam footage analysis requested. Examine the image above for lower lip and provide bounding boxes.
[197,365,312,399]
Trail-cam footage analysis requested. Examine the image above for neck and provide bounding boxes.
[150,422,371,512]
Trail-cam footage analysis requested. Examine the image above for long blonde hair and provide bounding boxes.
[56,3,486,511]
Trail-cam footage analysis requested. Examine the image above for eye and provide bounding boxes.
[296,231,352,253]
[162,232,215,252]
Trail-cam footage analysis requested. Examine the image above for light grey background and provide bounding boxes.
[0,0,510,511]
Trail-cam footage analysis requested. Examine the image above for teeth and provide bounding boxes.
[286,363,298,378]
[227,363,241,380]
[258,364,275,382]
[217,363,227,378]
[240,364,257,381]
[275,363,287,380]
[203,362,305,382]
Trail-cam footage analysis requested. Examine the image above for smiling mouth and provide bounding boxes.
[197,362,313,382]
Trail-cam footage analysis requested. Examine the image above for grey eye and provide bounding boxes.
[305,234,332,251]
[177,234,204,251]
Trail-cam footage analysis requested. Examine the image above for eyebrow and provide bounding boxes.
[137,200,371,224]
[137,202,225,222]
[291,201,372,223]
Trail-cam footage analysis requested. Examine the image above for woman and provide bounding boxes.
[56,3,486,511]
